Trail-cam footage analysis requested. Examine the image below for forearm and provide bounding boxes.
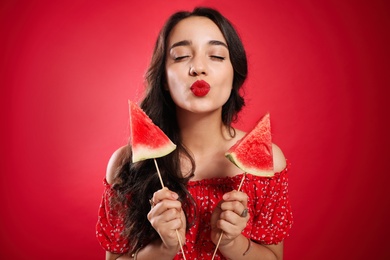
[218,235,282,260]
[115,239,180,260]
[106,251,122,260]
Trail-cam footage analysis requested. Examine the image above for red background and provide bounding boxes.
[1,0,389,259]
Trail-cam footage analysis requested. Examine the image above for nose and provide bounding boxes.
[189,56,207,76]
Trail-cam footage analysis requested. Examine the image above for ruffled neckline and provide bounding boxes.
[102,160,289,187]
[187,163,288,187]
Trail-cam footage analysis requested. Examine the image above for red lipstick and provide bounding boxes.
[190,80,210,97]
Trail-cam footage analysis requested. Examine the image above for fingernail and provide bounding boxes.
[171,193,178,199]
[223,194,229,200]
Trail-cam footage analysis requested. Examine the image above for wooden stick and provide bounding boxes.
[211,173,246,260]
[153,158,187,260]
[153,158,166,189]
[237,172,246,192]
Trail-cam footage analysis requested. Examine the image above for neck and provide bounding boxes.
[177,109,232,154]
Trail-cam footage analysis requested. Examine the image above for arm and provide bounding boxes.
[211,190,283,260]
[101,146,131,259]
[114,240,181,260]
[106,252,122,260]
[105,147,186,259]
[218,235,283,260]
[211,143,288,259]
[109,188,186,260]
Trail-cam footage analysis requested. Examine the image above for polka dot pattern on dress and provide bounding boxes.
[96,161,293,259]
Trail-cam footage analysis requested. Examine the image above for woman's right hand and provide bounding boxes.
[147,187,186,253]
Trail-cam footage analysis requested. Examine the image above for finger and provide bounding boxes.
[217,217,242,236]
[150,199,183,217]
[158,208,182,223]
[220,200,246,216]
[151,187,179,205]
[164,214,184,230]
[219,209,249,225]
[222,190,248,206]
[148,207,183,229]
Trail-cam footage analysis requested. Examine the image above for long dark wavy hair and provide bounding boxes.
[111,7,248,255]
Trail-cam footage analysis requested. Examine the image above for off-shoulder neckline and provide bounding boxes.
[187,162,289,186]
[103,160,289,187]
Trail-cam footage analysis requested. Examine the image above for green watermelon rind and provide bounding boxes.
[226,152,274,177]
[132,143,176,163]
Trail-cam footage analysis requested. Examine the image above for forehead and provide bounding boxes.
[168,16,226,45]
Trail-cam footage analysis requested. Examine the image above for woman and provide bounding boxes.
[96,7,293,260]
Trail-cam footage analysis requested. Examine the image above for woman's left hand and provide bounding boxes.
[210,190,249,247]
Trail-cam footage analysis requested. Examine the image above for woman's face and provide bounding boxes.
[165,16,234,115]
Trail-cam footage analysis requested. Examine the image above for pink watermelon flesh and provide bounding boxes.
[225,113,274,177]
[129,101,176,162]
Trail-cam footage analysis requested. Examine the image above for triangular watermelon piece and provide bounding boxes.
[128,100,176,162]
[225,113,274,177]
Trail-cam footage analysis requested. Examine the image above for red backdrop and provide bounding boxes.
[1,0,389,259]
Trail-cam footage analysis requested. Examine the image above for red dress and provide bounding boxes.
[96,162,293,259]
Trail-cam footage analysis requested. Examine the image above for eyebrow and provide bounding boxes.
[208,40,228,48]
[169,40,228,50]
[170,40,191,50]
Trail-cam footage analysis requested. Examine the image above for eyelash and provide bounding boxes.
[174,55,225,61]
[174,56,190,61]
[210,55,225,61]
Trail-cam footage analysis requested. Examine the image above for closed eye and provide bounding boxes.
[210,55,225,61]
[174,56,190,61]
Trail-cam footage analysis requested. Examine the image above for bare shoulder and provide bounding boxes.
[106,145,130,185]
[272,143,287,173]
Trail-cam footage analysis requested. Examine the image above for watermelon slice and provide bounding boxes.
[225,113,274,177]
[128,100,176,162]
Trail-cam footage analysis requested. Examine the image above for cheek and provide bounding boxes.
[166,73,184,103]
[222,67,234,90]
[218,70,234,102]
[166,67,181,88]
[219,64,234,85]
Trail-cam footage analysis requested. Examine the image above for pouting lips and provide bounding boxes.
[190,80,210,97]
